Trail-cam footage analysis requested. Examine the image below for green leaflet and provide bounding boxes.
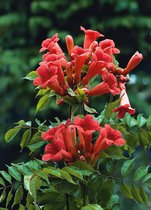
[81,204,104,210]
[5,126,21,142]
[24,71,37,81]
[133,165,150,181]
[121,158,135,177]
[20,129,32,149]
[12,185,24,208]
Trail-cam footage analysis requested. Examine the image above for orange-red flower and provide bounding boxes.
[81,26,103,49]
[42,115,125,165]
[40,33,63,55]
[88,69,120,96]
[122,51,143,76]
[71,46,90,83]
[91,124,125,163]
[113,87,135,118]
[74,115,100,154]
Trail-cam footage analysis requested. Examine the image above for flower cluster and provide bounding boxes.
[32,27,143,166]
[42,115,125,165]
[33,27,143,118]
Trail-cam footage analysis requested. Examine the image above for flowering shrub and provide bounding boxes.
[1,27,151,210]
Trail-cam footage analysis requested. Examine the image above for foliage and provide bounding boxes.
[1,0,151,143]
[1,112,151,209]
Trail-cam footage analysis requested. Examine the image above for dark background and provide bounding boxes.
[0,1,151,208]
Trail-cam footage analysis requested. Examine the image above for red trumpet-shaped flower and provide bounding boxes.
[74,115,101,153]
[122,51,143,76]
[99,39,120,57]
[71,46,90,83]
[40,33,63,55]
[81,26,103,49]
[42,115,125,166]
[42,122,78,162]
[88,69,120,96]
[113,87,135,118]
[91,124,125,163]
[33,62,67,95]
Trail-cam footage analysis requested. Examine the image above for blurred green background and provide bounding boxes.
[1,0,151,158]
[0,0,151,208]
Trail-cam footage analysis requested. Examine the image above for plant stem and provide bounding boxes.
[66,193,70,210]
[81,182,87,206]
[69,105,72,119]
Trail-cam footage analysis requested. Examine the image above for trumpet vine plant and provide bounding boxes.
[1,26,151,210]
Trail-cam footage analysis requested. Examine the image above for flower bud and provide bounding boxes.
[123,51,143,75]
[66,35,74,56]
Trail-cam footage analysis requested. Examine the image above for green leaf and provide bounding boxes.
[26,192,33,205]
[73,161,94,176]
[15,120,26,126]
[18,204,26,210]
[36,93,53,112]
[28,132,42,145]
[0,171,12,184]
[6,189,13,208]
[142,173,151,183]
[0,190,6,203]
[24,71,37,81]
[134,166,149,181]
[121,182,133,199]
[43,167,62,178]
[17,164,31,176]
[20,129,32,149]
[104,99,120,119]
[0,177,5,186]
[28,141,45,152]
[35,171,50,185]
[137,114,147,127]
[24,175,32,191]
[7,166,22,182]
[96,179,114,207]
[131,184,143,203]
[139,128,150,148]
[29,176,37,201]
[5,126,21,142]
[147,115,151,128]
[29,175,43,201]
[59,170,76,184]
[84,104,98,114]
[63,96,77,105]
[81,204,103,210]
[12,185,23,207]
[26,160,42,171]
[139,186,149,203]
[63,166,83,180]
[101,146,125,160]
[121,158,135,177]
[55,180,78,194]
[125,114,138,128]
[67,88,76,96]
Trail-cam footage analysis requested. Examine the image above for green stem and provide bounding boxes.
[66,193,70,210]
[109,94,113,103]
[69,105,72,119]
[80,104,84,115]
[81,182,87,206]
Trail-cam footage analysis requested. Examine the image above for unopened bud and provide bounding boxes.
[66,35,74,55]
[123,51,143,76]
